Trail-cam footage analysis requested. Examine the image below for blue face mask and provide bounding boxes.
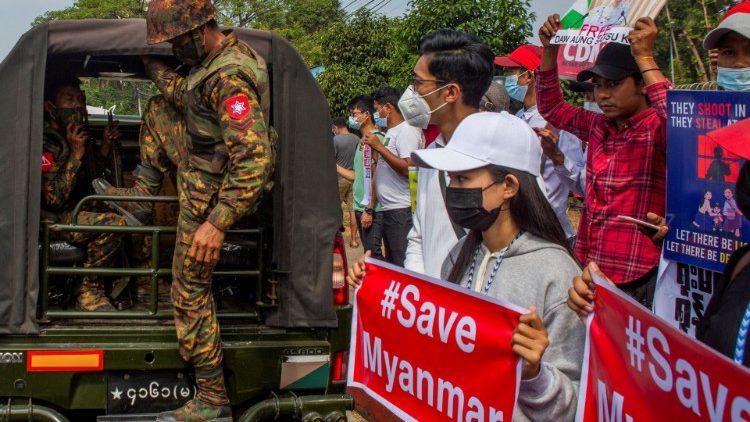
[348,115,362,130]
[718,67,750,91]
[504,73,529,102]
[373,112,388,128]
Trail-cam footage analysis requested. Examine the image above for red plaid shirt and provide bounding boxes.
[537,68,672,284]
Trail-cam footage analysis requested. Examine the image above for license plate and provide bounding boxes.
[107,371,195,414]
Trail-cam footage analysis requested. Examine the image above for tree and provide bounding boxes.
[318,9,394,117]
[653,0,736,85]
[385,0,534,86]
[33,0,147,25]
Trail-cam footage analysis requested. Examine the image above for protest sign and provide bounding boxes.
[663,90,750,272]
[577,274,750,422]
[552,0,666,79]
[347,259,525,422]
[653,257,720,337]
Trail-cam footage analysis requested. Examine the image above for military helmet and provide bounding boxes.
[146,0,217,45]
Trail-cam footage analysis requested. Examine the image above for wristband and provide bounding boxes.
[641,68,660,74]
[364,208,374,215]
[636,56,654,61]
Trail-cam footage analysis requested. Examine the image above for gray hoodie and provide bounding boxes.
[441,232,584,422]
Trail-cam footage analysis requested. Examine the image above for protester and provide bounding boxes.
[399,29,495,277]
[537,15,672,305]
[704,1,750,92]
[570,4,750,365]
[348,95,385,259]
[349,112,584,420]
[479,81,511,112]
[496,44,584,242]
[332,116,361,248]
[361,87,422,266]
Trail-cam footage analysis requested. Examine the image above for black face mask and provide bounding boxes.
[736,161,750,218]
[172,30,207,66]
[445,184,503,232]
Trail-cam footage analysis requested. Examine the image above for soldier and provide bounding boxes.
[142,1,274,420]
[42,77,125,311]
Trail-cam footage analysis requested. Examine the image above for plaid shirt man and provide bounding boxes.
[536,68,673,283]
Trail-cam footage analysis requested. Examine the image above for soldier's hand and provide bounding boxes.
[101,121,121,157]
[66,123,87,161]
[188,221,225,266]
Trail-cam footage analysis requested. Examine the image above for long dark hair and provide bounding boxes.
[447,165,580,283]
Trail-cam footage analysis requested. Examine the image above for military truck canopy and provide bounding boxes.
[0,19,340,334]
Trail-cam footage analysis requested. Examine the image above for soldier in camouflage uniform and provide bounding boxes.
[42,78,126,311]
[143,1,274,420]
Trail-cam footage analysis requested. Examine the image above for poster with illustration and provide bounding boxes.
[551,0,666,79]
[663,90,750,272]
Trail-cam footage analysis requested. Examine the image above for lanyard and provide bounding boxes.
[463,231,524,294]
[734,300,750,365]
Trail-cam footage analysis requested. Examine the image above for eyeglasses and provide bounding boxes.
[410,76,446,87]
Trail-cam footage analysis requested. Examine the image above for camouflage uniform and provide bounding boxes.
[42,124,126,311]
[144,2,273,412]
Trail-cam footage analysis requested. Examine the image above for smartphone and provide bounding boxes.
[617,215,661,231]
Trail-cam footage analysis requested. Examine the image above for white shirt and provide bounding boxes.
[516,106,585,238]
[376,122,423,211]
[404,135,463,277]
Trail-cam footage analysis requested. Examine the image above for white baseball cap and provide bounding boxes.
[704,2,750,49]
[411,111,542,177]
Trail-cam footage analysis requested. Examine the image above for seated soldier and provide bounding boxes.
[42,77,126,311]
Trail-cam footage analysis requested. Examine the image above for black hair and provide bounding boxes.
[332,116,347,128]
[347,94,375,124]
[44,76,81,102]
[418,29,494,109]
[447,165,580,283]
[205,19,219,29]
[372,87,402,114]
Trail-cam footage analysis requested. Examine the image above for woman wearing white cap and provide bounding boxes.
[348,112,584,420]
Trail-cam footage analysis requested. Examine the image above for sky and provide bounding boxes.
[0,0,562,61]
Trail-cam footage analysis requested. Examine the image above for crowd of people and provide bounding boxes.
[342,2,750,418]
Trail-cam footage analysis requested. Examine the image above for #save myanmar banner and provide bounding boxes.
[578,274,750,422]
[551,0,666,79]
[663,90,750,272]
[347,259,524,422]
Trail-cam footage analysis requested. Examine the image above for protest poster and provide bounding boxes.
[653,257,721,338]
[662,90,750,273]
[577,274,750,422]
[347,259,525,422]
[551,0,666,79]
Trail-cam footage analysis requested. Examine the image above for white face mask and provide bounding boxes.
[583,101,603,114]
[398,85,451,129]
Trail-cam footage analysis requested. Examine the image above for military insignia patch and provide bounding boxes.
[225,94,251,120]
[42,152,54,173]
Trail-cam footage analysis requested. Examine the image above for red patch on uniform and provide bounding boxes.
[42,152,54,173]
[224,94,251,120]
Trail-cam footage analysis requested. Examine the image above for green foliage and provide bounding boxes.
[654,0,735,85]
[319,0,534,117]
[318,9,392,117]
[82,79,159,115]
[33,0,147,25]
[216,0,345,67]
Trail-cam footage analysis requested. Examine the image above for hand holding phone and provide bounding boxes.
[617,215,661,231]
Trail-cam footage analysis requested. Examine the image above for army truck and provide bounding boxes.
[0,19,353,421]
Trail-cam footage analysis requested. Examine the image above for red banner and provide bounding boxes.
[347,259,525,422]
[578,275,750,422]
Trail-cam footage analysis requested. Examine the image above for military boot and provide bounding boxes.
[76,278,115,311]
[91,178,153,226]
[135,277,172,304]
[155,399,232,422]
[157,367,232,422]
